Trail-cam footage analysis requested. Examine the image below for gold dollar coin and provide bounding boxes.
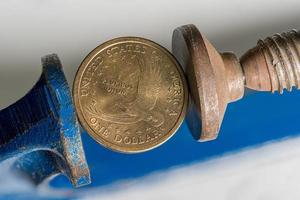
[73,37,187,153]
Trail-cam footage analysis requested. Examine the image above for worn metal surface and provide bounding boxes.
[172,25,244,141]
[241,30,300,93]
[172,24,300,141]
[0,54,91,187]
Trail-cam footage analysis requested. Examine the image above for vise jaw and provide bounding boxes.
[0,54,91,187]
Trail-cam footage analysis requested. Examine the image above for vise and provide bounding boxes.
[0,54,91,187]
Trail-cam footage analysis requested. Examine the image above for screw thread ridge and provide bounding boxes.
[258,30,300,93]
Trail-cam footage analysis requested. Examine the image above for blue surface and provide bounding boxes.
[2,85,300,199]
[50,89,300,189]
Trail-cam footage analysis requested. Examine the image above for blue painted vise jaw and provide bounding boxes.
[0,54,91,187]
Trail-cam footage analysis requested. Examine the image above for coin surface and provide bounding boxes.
[73,37,187,153]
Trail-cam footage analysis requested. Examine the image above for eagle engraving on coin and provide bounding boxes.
[73,37,187,153]
[85,52,165,128]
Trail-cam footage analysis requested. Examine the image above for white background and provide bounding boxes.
[1,0,300,109]
[1,0,300,199]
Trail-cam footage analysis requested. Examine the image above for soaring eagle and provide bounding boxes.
[86,53,165,127]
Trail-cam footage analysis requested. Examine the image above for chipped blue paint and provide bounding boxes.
[0,54,91,188]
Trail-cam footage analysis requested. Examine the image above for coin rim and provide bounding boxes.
[73,37,188,153]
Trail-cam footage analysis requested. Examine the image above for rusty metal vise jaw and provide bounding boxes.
[0,54,91,187]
